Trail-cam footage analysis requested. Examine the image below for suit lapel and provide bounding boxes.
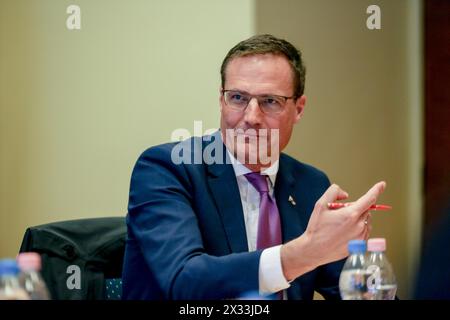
[274,156,305,243]
[275,155,310,299]
[206,132,248,253]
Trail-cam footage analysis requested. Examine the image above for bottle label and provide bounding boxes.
[366,265,381,290]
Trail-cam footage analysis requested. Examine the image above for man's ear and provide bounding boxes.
[294,95,306,123]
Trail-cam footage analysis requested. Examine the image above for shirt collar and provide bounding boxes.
[226,148,279,186]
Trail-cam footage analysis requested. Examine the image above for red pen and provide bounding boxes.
[328,203,392,211]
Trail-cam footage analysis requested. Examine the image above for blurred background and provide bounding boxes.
[1,0,449,299]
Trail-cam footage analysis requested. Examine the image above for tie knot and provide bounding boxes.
[244,172,269,194]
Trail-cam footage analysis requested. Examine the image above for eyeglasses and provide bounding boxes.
[222,90,296,115]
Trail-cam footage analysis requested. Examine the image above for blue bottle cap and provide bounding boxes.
[0,259,20,276]
[347,240,367,254]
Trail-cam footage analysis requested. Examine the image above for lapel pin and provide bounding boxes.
[288,195,296,206]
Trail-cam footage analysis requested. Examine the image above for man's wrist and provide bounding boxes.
[280,234,317,281]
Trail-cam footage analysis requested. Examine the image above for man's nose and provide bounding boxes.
[244,97,264,125]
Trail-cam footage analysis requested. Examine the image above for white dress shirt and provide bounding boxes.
[226,150,291,296]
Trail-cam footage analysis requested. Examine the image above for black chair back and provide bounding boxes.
[19,217,126,300]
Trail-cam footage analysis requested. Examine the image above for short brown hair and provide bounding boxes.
[220,34,306,98]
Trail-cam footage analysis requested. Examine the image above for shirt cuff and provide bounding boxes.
[258,245,291,295]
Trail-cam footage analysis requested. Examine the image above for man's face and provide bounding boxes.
[220,54,306,170]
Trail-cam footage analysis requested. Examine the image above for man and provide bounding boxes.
[122,34,385,300]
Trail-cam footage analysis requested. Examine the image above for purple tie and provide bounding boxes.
[245,172,282,249]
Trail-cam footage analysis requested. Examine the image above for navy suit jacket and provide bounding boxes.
[122,131,345,300]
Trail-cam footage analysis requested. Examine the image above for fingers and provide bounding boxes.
[335,191,350,201]
[357,212,372,240]
[363,215,372,240]
[357,211,371,224]
[316,184,349,209]
[366,220,372,239]
[351,181,386,216]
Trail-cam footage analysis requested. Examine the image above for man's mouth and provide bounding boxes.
[234,128,268,138]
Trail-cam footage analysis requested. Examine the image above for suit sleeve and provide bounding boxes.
[127,146,261,299]
[315,258,346,299]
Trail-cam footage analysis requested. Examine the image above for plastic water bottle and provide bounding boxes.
[17,252,51,300]
[365,238,397,300]
[0,259,30,300]
[339,240,369,300]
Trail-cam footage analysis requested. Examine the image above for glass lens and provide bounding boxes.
[225,91,249,109]
[259,96,284,114]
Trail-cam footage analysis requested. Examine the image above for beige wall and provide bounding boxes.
[0,0,254,256]
[256,0,423,298]
[1,0,422,299]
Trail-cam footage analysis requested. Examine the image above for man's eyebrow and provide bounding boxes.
[226,89,278,96]
[226,89,250,94]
